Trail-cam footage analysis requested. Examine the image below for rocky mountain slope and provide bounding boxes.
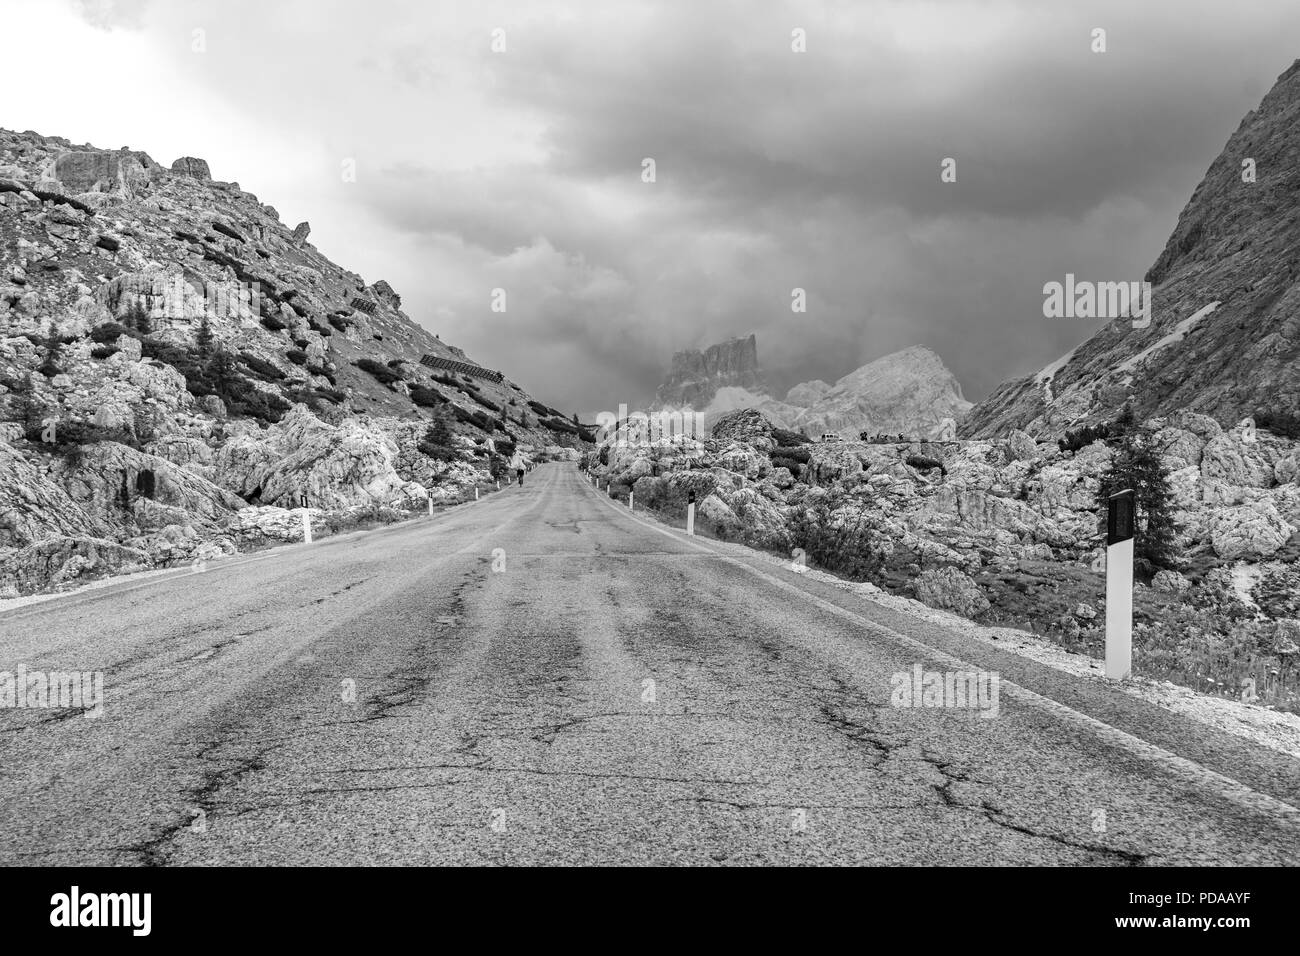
[965,58,1300,439]
[654,334,970,439]
[654,333,764,407]
[588,407,1300,711]
[0,128,588,594]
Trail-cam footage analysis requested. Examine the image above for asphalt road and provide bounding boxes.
[2,463,1298,865]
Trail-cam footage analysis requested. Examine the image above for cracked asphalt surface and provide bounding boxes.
[2,463,1299,865]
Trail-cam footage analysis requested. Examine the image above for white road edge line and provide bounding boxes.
[584,471,1300,824]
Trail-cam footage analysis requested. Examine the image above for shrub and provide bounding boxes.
[770,456,804,478]
[90,345,119,360]
[543,416,578,434]
[139,339,290,425]
[472,393,501,413]
[90,321,139,345]
[285,349,308,365]
[410,385,447,408]
[354,358,402,385]
[260,314,288,332]
[313,387,346,405]
[1255,409,1300,440]
[772,427,811,446]
[1059,423,1111,454]
[240,352,287,380]
[773,445,811,464]
[451,404,492,431]
[906,454,944,471]
[328,314,353,333]
[789,492,885,582]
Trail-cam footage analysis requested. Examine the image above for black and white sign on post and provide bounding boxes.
[687,491,696,536]
[1105,488,1135,680]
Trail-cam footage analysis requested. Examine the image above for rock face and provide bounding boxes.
[966,57,1300,439]
[50,149,159,196]
[784,346,972,440]
[653,335,971,440]
[170,157,211,180]
[0,127,588,594]
[655,334,763,407]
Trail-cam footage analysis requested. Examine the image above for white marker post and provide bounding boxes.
[496,479,500,490]
[475,486,480,501]
[629,490,634,511]
[299,493,312,544]
[686,490,696,535]
[1105,489,1134,680]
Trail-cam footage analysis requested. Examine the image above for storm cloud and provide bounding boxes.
[8,0,1300,415]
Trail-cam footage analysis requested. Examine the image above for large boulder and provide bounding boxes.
[1201,435,1275,488]
[913,566,990,618]
[170,156,211,180]
[1006,429,1039,462]
[1207,502,1294,560]
[214,405,424,509]
[710,408,775,450]
[0,536,151,593]
[52,149,157,196]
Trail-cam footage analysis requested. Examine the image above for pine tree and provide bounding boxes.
[195,314,214,361]
[207,349,239,397]
[38,319,63,378]
[127,299,153,336]
[1097,422,1180,569]
[1112,402,1138,439]
[419,405,458,462]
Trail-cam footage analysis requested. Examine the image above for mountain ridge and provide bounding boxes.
[964,57,1300,439]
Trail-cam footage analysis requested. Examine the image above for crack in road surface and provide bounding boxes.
[1,463,1297,865]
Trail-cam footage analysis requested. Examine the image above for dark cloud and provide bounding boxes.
[47,0,1300,412]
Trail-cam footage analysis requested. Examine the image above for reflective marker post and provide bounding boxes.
[299,493,312,544]
[1105,489,1135,680]
[427,496,433,517]
[629,490,634,511]
[686,491,696,535]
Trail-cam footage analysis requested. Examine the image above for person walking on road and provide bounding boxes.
[509,450,526,487]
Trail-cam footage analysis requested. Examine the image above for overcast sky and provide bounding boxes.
[4,0,1299,416]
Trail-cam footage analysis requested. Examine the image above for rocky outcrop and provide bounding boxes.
[214,406,426,509]
[914,566,990,618]
[170,157,211,180]
[50,149,158,196]
[655,334,763,407]
[784,346,972,439]
[0,126,588,594]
